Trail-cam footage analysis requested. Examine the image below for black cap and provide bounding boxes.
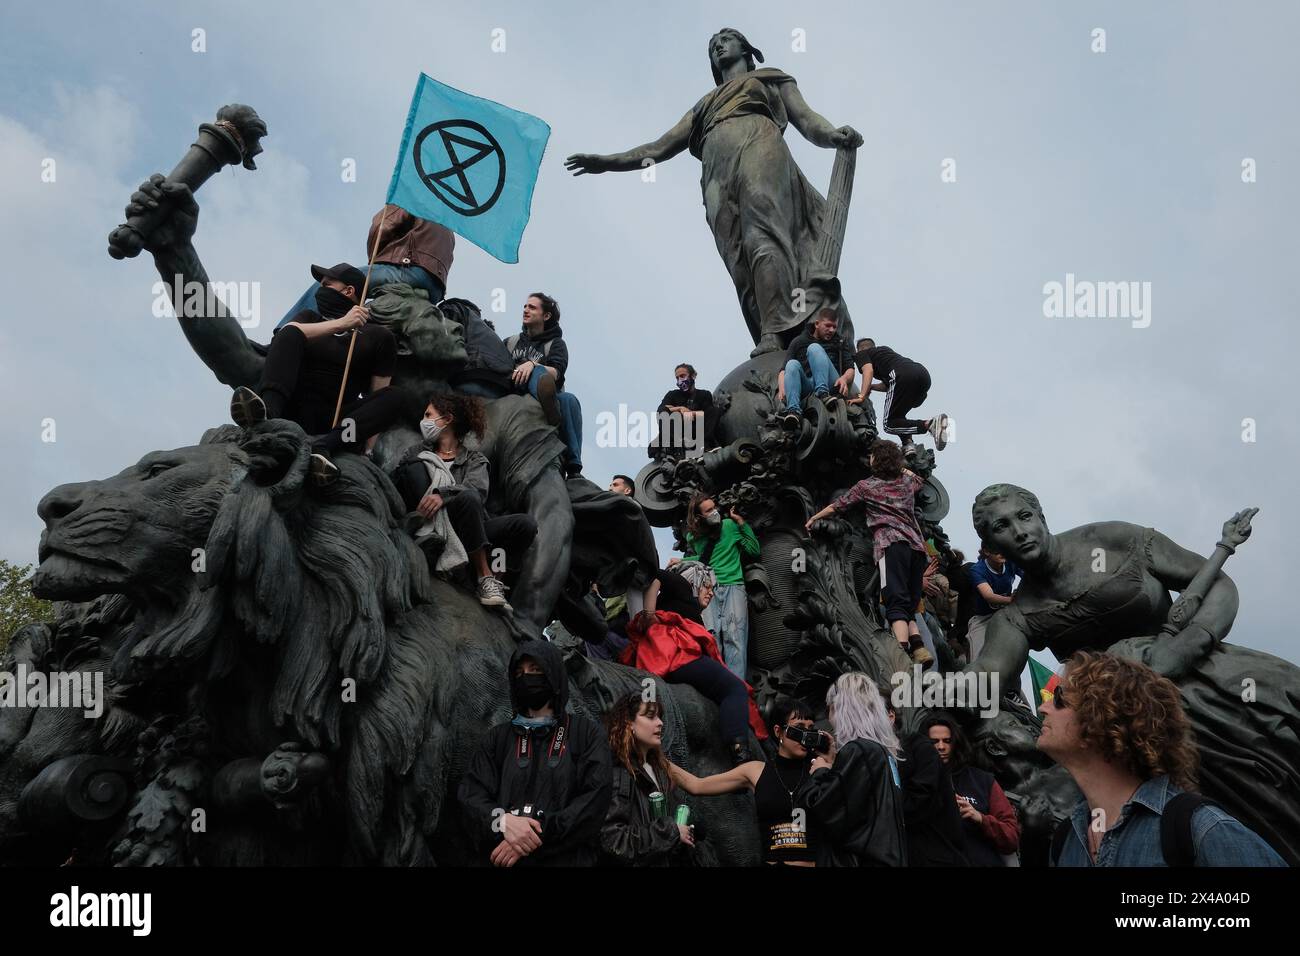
[310,262,367,294]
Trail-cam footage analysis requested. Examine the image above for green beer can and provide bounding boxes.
[674,804,691,826]
[649,792,666,818]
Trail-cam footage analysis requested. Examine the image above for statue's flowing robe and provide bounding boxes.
[689,68,832,344]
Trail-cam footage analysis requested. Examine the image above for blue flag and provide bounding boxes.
[386,73,550,264]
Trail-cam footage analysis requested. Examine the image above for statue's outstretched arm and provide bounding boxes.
[564,109,693,175]
[778,82,863,150]
[125,175,265,389]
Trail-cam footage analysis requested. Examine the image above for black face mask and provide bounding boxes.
[513,673,552,711]
[314,286,355,320]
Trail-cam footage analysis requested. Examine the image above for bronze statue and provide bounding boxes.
[967,485,1300,864]
[4,421,763,865]
[566,28,863,356]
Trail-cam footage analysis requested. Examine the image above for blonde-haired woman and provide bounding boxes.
[797,672,907,866]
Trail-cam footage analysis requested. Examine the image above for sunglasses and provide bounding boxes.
[1052,682,1069,710]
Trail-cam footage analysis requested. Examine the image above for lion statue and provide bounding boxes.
[3,420,761,865]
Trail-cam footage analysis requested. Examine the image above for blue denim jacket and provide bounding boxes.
[1055,776,1286,867]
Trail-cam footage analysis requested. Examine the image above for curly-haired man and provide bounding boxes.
[1039,651,1284,866]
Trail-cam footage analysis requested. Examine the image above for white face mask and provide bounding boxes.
[420,418,446,442]
[704,510,722,527]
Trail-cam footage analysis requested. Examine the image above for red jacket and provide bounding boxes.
[621,610,767,740]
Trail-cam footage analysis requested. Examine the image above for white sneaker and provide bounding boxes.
[929,414,950,451]
[477,576,511,608]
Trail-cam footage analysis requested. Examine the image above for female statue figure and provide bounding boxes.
[565,28,863,356]
[969,484,1299,864]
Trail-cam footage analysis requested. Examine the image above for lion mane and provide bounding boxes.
[110,420,498,863]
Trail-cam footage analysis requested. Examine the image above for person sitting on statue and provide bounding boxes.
[230,262,408,486]
[682,493,759,678]
[1040,651,1284,867]
[276,204,454,329]
[924,716,1020,866]
[805,439,935,666]
[458,640,613,868]
[506,292,584,478]
[796,672,907,866]
[622,561,767,766]
[652,363,715,458]
[599,692,717,866]
[776,308,855,429]
[965,546,1023,662]
[389,392,535,608]
[609,474,636,496]
[852,337,949,456]
[439,297,516,399]
[670,695,821,867]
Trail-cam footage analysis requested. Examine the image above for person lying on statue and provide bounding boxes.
[389,391,536,608]
[965,485,1300,864]
[228,261,411,486]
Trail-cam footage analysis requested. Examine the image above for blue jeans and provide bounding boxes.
[783,343,834,411]
[277,263,445,328]
[523,365,582,470]
[703,583,748,679]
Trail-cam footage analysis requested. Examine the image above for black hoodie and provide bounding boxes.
[457,640,612,866]
[507,320,569,387]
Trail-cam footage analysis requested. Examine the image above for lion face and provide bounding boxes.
[32,442,242,602]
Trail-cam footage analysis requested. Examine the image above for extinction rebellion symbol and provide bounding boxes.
[413,120,506,217]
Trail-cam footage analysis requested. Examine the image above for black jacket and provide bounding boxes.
[507,322,569,387]
[600,765,691,867]
[457,640,612,866]
[440,299,514,389]
[652,386,717,453]
[900,733,969,866]
[798,738,908,867]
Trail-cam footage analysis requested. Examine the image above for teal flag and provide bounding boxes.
[386,73,550,263]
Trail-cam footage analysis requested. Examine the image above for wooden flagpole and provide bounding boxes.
[330,204,389,430]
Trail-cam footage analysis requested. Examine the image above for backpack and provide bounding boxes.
[1049,792,1217,867]
[505,333,554,363]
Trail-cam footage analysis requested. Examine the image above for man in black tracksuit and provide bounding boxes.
[853,337,949,456]
[457,639,612,867]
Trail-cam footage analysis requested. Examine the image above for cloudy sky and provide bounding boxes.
[2,1,1296,668]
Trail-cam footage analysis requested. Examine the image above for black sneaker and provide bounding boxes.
[309,452,340,487]
[230,386,267,428]
[780,410,802,430]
